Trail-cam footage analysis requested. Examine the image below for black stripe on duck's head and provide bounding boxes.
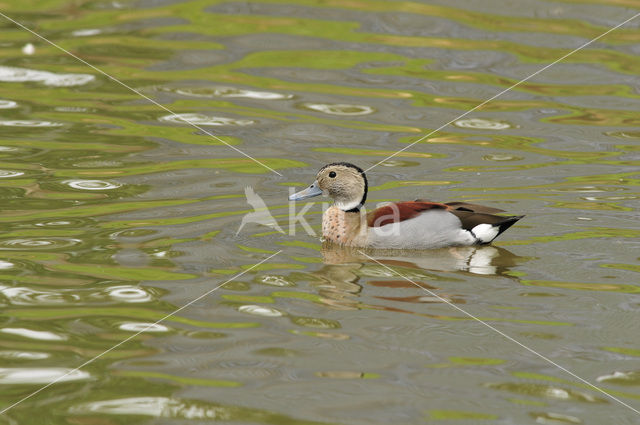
[316,162,368,212]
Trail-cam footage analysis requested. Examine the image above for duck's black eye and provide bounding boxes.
[328,171,336,178]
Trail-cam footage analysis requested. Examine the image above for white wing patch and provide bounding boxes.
[471,223,499,243]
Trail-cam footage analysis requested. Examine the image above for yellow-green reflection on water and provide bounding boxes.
[0,0,638,424]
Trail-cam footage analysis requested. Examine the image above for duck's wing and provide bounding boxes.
[440,202,520,232]
[414,200,515,228]
[367,201,448,227]
[444,204,524,243]
[370,200,523,240]
[414,199,507,214]
[444,201,506,214]
[446,209,522,231]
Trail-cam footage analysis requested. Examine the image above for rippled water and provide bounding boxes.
[0,0,639,424]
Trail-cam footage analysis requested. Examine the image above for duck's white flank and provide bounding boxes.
[367,210,476,249]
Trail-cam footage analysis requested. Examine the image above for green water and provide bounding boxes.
[0,0,639,423]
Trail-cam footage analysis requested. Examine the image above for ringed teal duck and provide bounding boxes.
[289,162,524,249]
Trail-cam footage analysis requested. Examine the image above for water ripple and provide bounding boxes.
[0,350,49,360]
[71,397,173,416]
[73,160,124,168]
[70,397,250,418]
[0,368,90,384]
[482,154,523,161]
[606,130,640,140]
[0,286,80,305]
[158,113,254,126]
[0,328,67,341]
[0,238,82,250]
[300,102,375,115]
[119,322,170,332]
[453,118,513,130]
[0,120,63,127]
[34,219,87,227]
[0,65,94,87]
[72,29,102,37]
[487,382,604,403]
[0,284,152,306]
[530,412,582,424]
[166,85,292,100]
[0,170,25,178]
[596,370,640,385]
[108,286,153,303]
[0,100,18,109]
[238,305,283,317]
[64,179,122,190]
[259,275,295,287]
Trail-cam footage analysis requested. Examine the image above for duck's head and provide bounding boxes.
[289,162,368,212]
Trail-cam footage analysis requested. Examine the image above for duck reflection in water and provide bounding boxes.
[307,241,528,311]
[321,241,524,275]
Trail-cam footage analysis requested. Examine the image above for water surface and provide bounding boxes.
[0,0,639,424]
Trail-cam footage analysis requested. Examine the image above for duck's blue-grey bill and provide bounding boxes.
[289,181,322,201]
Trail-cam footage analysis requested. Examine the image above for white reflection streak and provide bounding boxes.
[0,12,283,176]
[0,251,282,415]
[365,11,640,173]
[358,251,640,416]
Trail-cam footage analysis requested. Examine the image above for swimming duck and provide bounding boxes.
[289,162,523,249]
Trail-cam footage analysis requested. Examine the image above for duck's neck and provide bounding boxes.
[336,199,364,212]
[336,178,367,213]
